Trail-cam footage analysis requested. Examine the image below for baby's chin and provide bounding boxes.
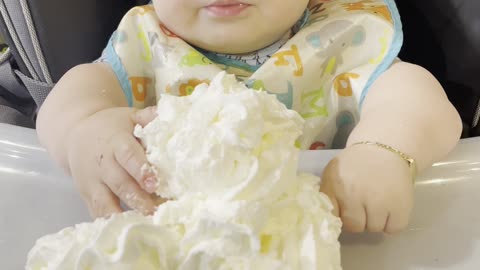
[185,33,280,54]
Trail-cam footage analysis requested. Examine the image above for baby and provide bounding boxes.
[36,0,461,233]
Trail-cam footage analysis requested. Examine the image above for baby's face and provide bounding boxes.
[153,0,309,54]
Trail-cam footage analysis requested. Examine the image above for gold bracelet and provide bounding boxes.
[350,141,417,183]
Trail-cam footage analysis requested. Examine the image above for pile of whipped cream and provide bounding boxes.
[26,72,342,270]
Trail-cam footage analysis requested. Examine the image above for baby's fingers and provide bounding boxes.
[133,106,157,127]
[85,183,122,218]
[340,204,367,233]
[320,162,341,217]
[365,207,389,233]
[321,166,365,232]
[319,185,340,217]
[113,134,157,193]
[102,157,157,215]
[384,197,413,234]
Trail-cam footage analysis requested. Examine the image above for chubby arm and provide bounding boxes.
[36,63,159,217]
[348,62,462,172]
[36,63,127,172]
[321,62,462,233]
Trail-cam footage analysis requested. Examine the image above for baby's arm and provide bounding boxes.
[37,63,126,169]
[348,62,461,171]
[321,62,462,233]
[37,63,159,217]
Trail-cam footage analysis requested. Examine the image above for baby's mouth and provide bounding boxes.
[205,1,252,17]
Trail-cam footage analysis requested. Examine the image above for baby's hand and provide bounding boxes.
[66,106,161,218]
[320,144,414,233]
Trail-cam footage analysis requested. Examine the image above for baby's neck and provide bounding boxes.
[196,31,291,72]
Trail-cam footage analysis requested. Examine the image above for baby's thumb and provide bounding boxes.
[133,106,157,127]
[320,184,340,217]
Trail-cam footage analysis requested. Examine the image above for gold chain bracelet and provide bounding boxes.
[350,141,417,183]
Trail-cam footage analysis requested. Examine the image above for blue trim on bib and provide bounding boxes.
[104,32,133,107]
[201,51,260,72]
[359,0,403,108]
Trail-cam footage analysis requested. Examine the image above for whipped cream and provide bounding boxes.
[26,72,342,270]
[26,211,180,270]
[153,174,341,270]
[134,73,304,202]
[27,176,341,270]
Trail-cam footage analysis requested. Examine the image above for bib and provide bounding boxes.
[101,0,403,149]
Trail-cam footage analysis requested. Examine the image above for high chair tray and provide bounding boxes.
[1,123,479,269]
